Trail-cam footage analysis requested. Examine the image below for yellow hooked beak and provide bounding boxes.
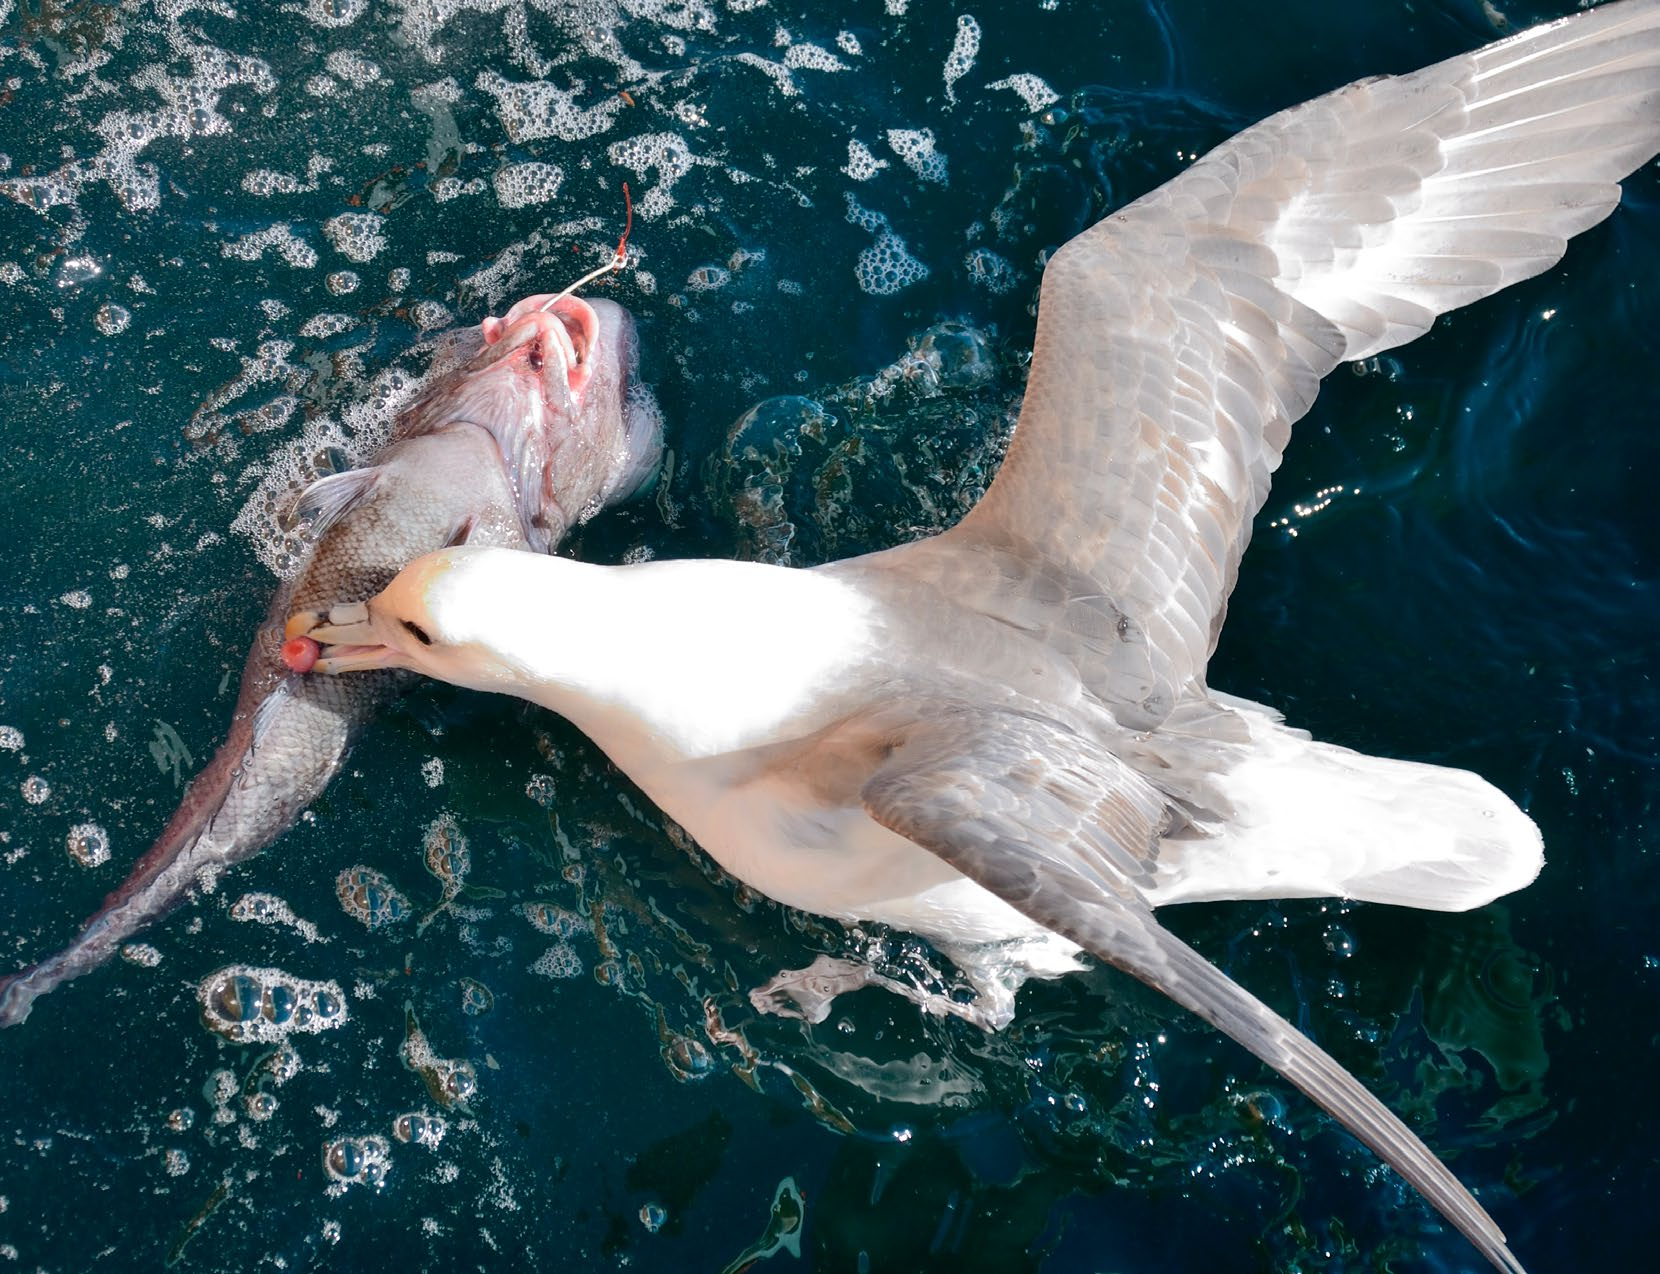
[284,602,398,675]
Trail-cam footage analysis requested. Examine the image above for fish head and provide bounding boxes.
[399,292,662,553]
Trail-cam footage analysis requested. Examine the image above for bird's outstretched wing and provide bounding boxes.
[942,0,1660,712]
[863,703,1525,1274]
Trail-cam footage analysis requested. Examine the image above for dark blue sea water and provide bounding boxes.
[2,1,1657,1270]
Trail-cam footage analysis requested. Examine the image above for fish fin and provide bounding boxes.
[861,702,1526,1274]
[292,467,380,540]
[248,678,293,756]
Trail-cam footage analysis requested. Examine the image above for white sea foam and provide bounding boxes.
[607,131,695,219]
[943,14,980,104]
[845,194,929,296]
[885,129,948,185]
[475,72,624,143]
[221,224,318,269]
[322,213,388,263]
[988,73,1059,112]
[843,140,888,182]
[492,161,564,209]
[324,50,383,88]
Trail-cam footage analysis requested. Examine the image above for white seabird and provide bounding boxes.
[291,3,1660,1270]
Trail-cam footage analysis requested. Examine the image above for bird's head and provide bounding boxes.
[284,548,507,687]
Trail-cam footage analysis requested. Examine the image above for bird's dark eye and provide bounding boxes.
[402,619,433,646]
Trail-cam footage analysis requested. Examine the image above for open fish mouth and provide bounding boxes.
[482,294,599,386]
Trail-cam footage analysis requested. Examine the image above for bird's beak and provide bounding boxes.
[284,602,398,675]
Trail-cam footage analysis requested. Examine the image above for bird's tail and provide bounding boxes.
[1140,693,1543,911]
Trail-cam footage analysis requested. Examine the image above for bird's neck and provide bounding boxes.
[448,554,875,768]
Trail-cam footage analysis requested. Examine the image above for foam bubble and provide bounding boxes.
[943,14,981,104]
[94,303,131,335]
[410,300,453,330]
[242,170,306,196]
[336,866,411,929]
[184,338,300,454]
[322,213,387,263]
[845,195,929,296]
[423,815,470,897]
[988,73,1059,112]
[418,816,470,929]
[432,175,487,202]
[305,0,367,28]
[0,727,22,752]
[323,1135,391,1192]
[324,50,382,88]
[965,246,1016,294]
[222,224,318,269]
[475,71,623,144]
[198,966,348,1045]
[607,131,694,220]
[530,942,584,979]
[230,891,324,943]
[842,140,888,182]
[492,161,563,209]
[392,1112,447,1148]
[2,36,276,218]
[686,264,730,292]
[121,943,162,967]
[246,1091,278,1121]
[66,822,110,868]
[885,129,947,185]
[734,52,799,98]
[459,978,494,1016]
[783,42,848,74]
[663,1033,715,1081]
[299,313,356,339]
[20,776,49,806]
[402,1007,477,1108]
[521,902,590,939]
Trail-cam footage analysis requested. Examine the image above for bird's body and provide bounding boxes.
[291,3,1660,1269]
[422,551,1073,949]
[391,540,1540,976]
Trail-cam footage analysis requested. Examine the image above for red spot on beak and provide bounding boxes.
[282,636,320,673]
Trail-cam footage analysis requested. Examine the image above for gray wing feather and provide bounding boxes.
[862,706,1525,1274]
[936,0,1660,706]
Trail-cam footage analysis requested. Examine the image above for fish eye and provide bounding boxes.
[402,619,433,646]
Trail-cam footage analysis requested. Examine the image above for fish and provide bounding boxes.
[0,290,661,1028]
[289,3,1660,1271]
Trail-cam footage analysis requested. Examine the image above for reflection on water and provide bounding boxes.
[1,0,1658,1270]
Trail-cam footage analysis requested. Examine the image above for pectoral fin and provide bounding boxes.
[291,467,381,540]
